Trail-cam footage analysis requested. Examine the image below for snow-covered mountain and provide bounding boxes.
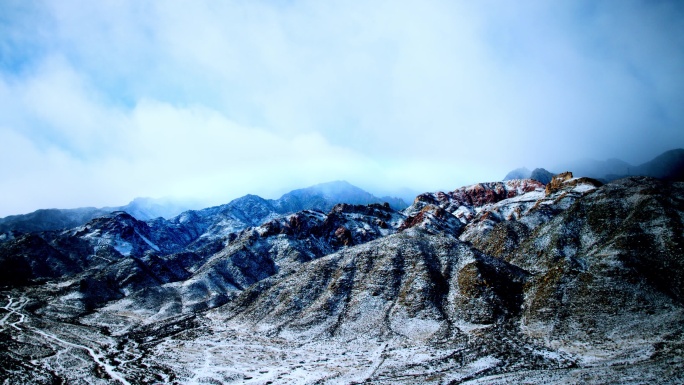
[0,181,406,235]
[0,174,682,384]
[272,180,408,212]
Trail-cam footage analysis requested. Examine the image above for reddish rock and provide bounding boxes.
[334,226,353,246]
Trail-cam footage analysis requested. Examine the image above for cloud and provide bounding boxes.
[0,89,385,215]
[122,100,380,201]
[0,0,683,216]
[12,56,130,157]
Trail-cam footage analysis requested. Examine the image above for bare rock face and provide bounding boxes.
[404,180,545,233]
[542,171,601,196]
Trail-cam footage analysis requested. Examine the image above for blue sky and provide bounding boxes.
[1,0,683,217]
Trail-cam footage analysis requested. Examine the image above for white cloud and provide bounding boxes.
[14,57,130,157]
[122,100,380,203]
[0,126,121,213]
[0,86,389,215]
[0,0,683,216]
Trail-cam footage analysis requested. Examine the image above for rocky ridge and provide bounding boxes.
[0,180,407,235]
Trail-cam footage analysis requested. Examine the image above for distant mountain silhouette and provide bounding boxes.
[558,158,632,181]
[503,167,531,181]
[630,148,684,181]
[0,198,198,233]
[529,168,555,184]
[272,180,407,213]
[504,149,684,183]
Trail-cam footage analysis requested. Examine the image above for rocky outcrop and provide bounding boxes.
[405,180,545,227]
[461,173,602,257]
[544,171,574,195]
[398,204,464,235]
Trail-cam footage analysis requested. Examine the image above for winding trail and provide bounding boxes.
[29,327,132,385]
[1,295,27,331]
[1,294,131,385]
[0,295,16,327]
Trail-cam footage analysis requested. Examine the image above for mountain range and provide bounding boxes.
[505,148,684,183]
[0,173,682,384]
[0,197,194,234]
[0,180,407,234]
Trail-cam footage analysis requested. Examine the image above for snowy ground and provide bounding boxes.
[2,289,682,385]
[146,322,482,385]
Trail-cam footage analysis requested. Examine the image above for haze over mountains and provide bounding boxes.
[505,148,684,183]
[0,161,682,383]
[5,149,681,235]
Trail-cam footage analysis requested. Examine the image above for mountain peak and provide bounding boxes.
[273,180,406,212]
[529,168,554,184]
[503,167,531,181]
[282,180,364,198]
[635,148,684,180]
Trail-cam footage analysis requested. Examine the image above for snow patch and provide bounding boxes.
[572,184,597,193]
[135,230,160,251]
[113,241,133,256]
